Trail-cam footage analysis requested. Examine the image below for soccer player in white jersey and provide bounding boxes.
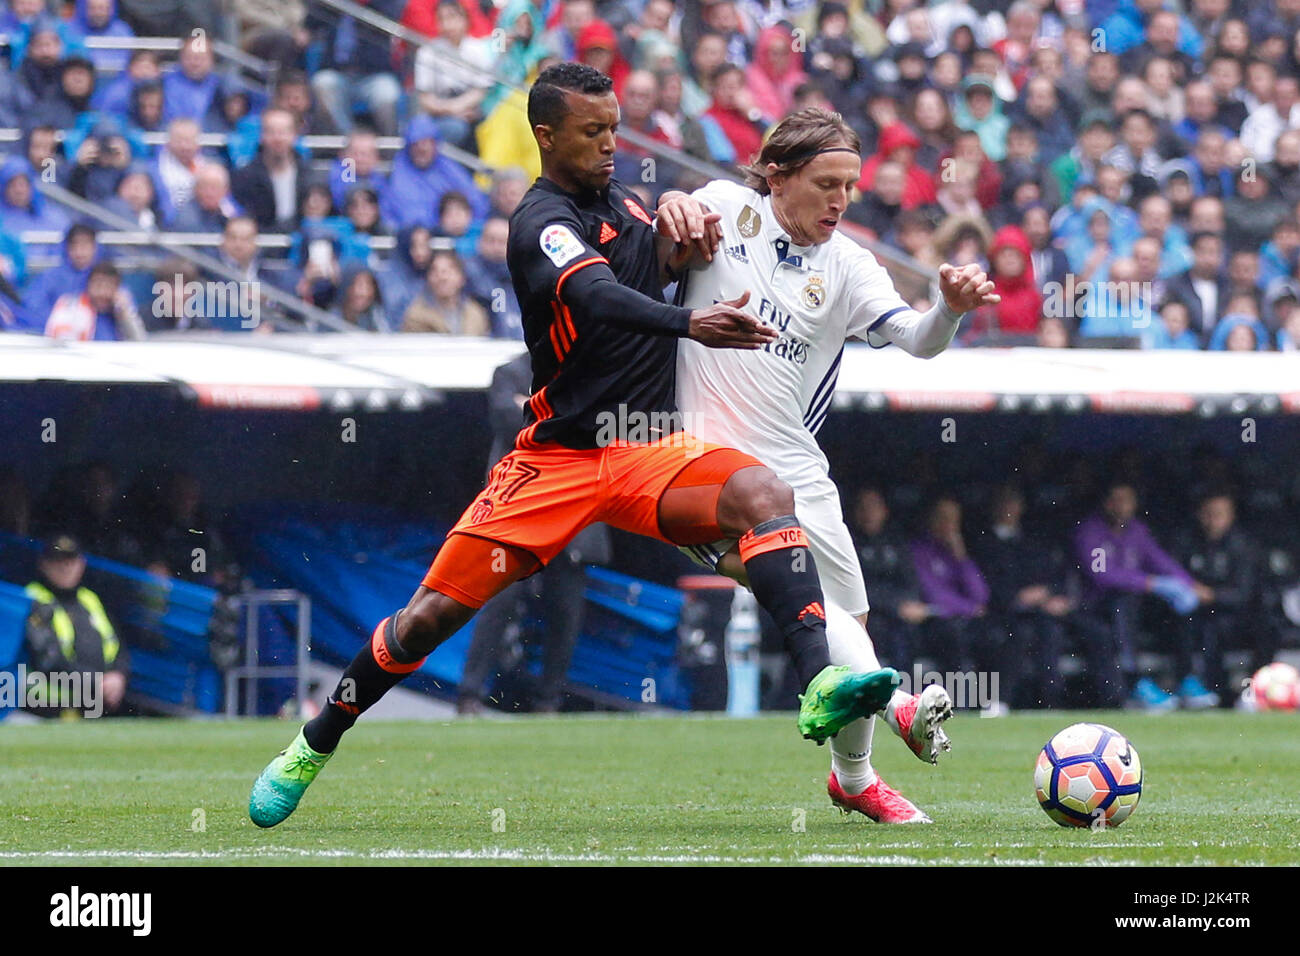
[653,108,1001,823]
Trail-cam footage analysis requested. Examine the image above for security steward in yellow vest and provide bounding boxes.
[23,535,128,716]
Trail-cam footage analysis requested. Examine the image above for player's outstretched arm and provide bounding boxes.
[687,291,778,350]
[865,263,1000,359]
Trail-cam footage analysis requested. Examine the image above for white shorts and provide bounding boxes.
[679,475,870,616]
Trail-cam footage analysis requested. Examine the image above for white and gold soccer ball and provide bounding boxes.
[1034,723,1143,828]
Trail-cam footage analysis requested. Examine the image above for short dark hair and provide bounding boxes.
[65,223,97,246]
[62,56,95,76]
[1103,477,1137,497]
[711,62,743,84]
[528,62,614,129]
[1119,107,1154,127]
[1189,229,1222,248]
[225,214,257,234]
[88,261,120,282]
[429,249,465,276]
[275,68,310,92]
[439,190,471,215]
[1197,486,1236,507]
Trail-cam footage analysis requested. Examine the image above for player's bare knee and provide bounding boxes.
[398,590,470,656]
[721,466,795,531]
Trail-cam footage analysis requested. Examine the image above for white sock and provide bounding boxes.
[825,599,881,795]
[831,715,877,795]
[883,688,913,739]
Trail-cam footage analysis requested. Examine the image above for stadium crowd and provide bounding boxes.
[2,0,1300,347]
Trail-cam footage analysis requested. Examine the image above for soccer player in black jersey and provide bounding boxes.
[249,63,900,829]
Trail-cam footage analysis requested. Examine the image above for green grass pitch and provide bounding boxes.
[1,711,1297,866]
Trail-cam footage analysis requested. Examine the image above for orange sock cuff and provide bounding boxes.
[369,616,426,674]
[738,524,809,562]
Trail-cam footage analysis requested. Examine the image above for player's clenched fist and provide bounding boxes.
[687,290,777,350]
[938,262,1001,314]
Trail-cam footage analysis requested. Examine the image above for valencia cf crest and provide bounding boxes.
[470,498,495,524]
[624,198,653,225]
[802,275,826,310]
[737,205,762,238]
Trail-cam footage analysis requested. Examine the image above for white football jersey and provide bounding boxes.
[674,179,917,490]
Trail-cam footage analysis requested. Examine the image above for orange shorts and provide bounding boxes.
[422,434,763,607]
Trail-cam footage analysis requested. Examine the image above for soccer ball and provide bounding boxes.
[1250,662,1300,711]
[1034,723,1143,828]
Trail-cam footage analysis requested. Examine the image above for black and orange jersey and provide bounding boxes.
[507,176,692,450]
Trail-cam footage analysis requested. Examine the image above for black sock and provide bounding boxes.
[739,515,831,688]
[303,614,424,753]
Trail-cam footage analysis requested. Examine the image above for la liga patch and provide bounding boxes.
[540,224,586,267]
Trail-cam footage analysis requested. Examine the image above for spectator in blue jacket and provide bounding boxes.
[381,224,435,323]
[379,114,488,231]
[15,223,101,332]
[1101,0,1203,61]
[0,156,71,236]
[125,78,166,143]
[329,129,388,212]
[1012,75,1076,164]
[162,33,220,124]
[43,260,146,340]
[1142,298,1201,349]
[19,125,68,194]
[91,49,160,116]
[1208,312,1272,350]
[67,0,135,72]
[0,16,68,127]
[0,0,47,61]
[462,216,522,339]
[37,56,98,133]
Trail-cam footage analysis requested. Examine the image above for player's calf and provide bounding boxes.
[718,469,829,688]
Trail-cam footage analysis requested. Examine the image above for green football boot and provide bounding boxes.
[248,729,332,828]
[798,665,901,744]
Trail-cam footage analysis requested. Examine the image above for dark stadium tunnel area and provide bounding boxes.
[0,383,494,532]
[2,383,1298,590]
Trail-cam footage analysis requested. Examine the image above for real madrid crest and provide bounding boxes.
[802,275,826,310]
[737,205,761,238]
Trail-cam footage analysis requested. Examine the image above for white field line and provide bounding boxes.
[0,846,1209,865]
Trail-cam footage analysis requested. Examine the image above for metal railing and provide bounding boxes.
[224,589,311,718]
[80,34,277,79]
[0,128,487,178]
[33,180,354,331]
[0,32,276,82]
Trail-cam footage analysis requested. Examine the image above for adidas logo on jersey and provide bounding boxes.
[724,243,749,263]
[599,222,619,244]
